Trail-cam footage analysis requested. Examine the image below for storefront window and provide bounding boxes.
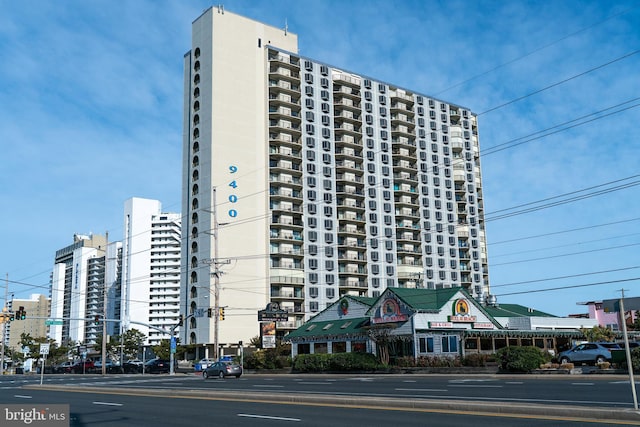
[419,337,434,353]
[352,342,367,353]
[441,336,458,353]
[333,342,347,353]
[298,343,310,354]
[314,343,328,354]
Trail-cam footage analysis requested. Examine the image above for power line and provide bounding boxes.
[491,242,640,267]
[434,6,639,95]
[490,217,640,245]
[491,266,640,289]
[478,49,640,115]
[494,277,640,297]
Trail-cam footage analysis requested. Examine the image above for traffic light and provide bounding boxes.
[94,315,100,325]
[18,306,26,320]
[178,315,184,326]
[9,312,15,322]
[207,308,213,318]
[219,307,225,321]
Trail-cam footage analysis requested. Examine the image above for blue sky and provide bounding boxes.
[1,0,638,316]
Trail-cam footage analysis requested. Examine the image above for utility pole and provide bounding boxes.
[212,188,220,361]
[101,232,108,376]
[619,289,638,411]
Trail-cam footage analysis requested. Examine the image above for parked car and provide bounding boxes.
[144,358,170,374]
[558,342,620,365]
[198,358,215,369]
[71,360,95,374]
[202,361,242,379]
[122,360,143,374]
[54,361,74,374]
[95,359,122,373]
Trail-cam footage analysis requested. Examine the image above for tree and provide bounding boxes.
[152,339,170,360]
[581,326,616,342]
[120,329,146,360]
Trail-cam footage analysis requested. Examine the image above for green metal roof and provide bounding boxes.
[284,317,370,341]
[348,295,377,306]
[380,287,462,312]
[481,303,556,318]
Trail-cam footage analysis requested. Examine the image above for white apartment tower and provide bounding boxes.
[181,7,490,346]
[51,234,107,345]
[121,198,181,346]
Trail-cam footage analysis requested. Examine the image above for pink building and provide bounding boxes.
[574,301,639,331]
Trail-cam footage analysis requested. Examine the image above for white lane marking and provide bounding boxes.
[395,388,448,392]
[253,385,284,388]
[403,380,417,383]
[238,414,301,422]
[571,383,594,386]
[449,384,503,388]
[14,395,32,399]
[92,402,123,406]
[505,381,524,384]
[297,382,331,385]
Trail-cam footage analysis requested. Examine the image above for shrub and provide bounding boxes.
[497,346,547,373]
[292,352,381,372]
[244,349,292,370]
[462,353,488,367]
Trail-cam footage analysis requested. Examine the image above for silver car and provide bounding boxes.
[558,342,620,365]
[202,361,242,379]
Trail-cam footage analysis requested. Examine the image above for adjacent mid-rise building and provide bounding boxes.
[181,7,490,349]
[5,294,50,352]
[121,197,182,346]
[50,233,107,345]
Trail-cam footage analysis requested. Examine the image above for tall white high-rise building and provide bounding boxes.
[121,197,181,346]
[181,7,490,350]
[50,234,107,345]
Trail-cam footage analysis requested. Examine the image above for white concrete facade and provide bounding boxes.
[121,197,181,346]
[181,8,489,349]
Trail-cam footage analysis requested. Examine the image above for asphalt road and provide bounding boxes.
[2,373,639,426]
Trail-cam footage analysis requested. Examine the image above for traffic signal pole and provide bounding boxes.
[1,273,8,374]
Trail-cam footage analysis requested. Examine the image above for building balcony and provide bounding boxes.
[337,226,366,236]
[269,147,302,160]
[332,74,361,88]
[393,173,418,184]
[333,85,360,99]
[334,109,362,124]
[269,107,302,122]
[268,67,301,83]
[338,253,367,263]
[338,239,367,249]
[391,148,415,160]
[270,260,303,270]
[391,137,416,148]
[336,173,363,183]
[335,135,363,148]
[336,187,364,198]
[334,148,363,161]
[270,203,303,213]
[391,126,415,138]
[334,97,361,111]
[335,161,364,172]
[270,175,302,188]
[270,217,304,228]
[395,209,419,218]
[336,199,365,210]
[338,213,365,223]
[268,80,300,96]
[392,161,417,171]
[269,132,301,147]
[269,161,303,175]
[270,276,305,285]
[270,289,305,300]
[269,188,302,200]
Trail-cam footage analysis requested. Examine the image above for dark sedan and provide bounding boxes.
[144,358,170,374]
[202,361,242,379]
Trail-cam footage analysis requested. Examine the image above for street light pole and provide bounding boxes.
[101,232,108,376]
[213,187,220,361]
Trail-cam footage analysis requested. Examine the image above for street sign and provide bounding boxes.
[170,336,177,354]
[193,308,205,318]
[40,343,50,355]
[45,319,64,326]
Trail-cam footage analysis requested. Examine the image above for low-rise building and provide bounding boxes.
[285,288,587,359]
